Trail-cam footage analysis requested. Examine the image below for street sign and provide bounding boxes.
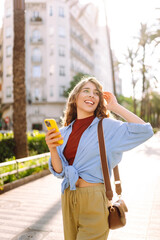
[5,117,10,124]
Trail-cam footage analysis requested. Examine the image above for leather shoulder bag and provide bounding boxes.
[98,118,128,230]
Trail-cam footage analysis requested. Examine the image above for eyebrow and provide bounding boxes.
[82,87,99,91]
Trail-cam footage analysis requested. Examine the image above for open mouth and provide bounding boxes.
[84,100,94,105]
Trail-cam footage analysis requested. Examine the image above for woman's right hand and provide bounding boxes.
[45,129,64,151]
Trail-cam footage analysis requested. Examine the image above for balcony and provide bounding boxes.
[27,96,47,104]
[30,77,45,84]
[30,38,43,45]
[30,16,43,25]
[71,47,94,69]
[31,56,42,64]
[70,30,93,55]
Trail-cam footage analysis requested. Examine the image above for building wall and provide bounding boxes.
[94,26,113,92]
[0,27,3,104]
[1,0,116,131]
[2,0,13,105]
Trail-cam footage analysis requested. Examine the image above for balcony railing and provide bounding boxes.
[30,16,43,24]
[71,47,94,69]
[31,56,42,63]
[70,30,94,54]
[30,38,43,45]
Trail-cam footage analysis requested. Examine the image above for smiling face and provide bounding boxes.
[76,81,100,119]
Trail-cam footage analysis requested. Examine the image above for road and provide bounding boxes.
[0,132,160,240]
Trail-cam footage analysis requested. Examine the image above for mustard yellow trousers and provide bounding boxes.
[61,184,109,240]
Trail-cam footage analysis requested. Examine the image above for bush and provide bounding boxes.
[0,131,49,162]
[0,138,15,163]
[28,132,49,155]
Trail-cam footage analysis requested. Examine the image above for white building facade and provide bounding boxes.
[2,0,116,131]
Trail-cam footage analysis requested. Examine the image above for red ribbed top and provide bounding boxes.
[63,115,95,165]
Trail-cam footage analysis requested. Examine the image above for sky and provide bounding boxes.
[0,0,160,97]
[80,0,160,97]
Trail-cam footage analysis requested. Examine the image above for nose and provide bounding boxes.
[89,91,94,98]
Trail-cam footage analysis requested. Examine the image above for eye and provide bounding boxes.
[83,89,89,93]
[95,91,99,96]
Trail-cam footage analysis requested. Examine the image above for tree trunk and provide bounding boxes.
[131,67,137,114]
[13,0,28,158]
[140,46,146,119]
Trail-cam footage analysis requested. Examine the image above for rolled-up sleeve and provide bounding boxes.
[105,119,154,169]
[48,126,69,179]
[48,156,65,178]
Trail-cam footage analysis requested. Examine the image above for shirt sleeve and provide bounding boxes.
[48,140,67,179]
[48,156,65,179]
[103,118,154,169]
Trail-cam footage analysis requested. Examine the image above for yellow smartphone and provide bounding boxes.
[44,119,63,144]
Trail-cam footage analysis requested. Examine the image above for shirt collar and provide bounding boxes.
[65,117,100,130]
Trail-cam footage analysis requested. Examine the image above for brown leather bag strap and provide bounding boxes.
[113,166,122,196]
[98,119,122,200]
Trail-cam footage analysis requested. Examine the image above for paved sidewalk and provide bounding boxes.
[0,132,160,240]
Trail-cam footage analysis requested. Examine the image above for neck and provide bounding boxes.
[77,113,94,119]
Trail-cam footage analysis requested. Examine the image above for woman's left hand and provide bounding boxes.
[103,92,118,111]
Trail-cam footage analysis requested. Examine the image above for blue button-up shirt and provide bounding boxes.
[48,117,154,193]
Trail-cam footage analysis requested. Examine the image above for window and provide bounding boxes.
[33,11,39,18]
[59,86,65,97]
[32,123,42,131]
[59,66,65,76]
[6,66,12,77]
[32,29,41,42]
[6,46,12,57]
[59,45,65,56]
[34,88,40,100]
[49,65,54,75]
[58,27,65,38]
[6,27,11,38]
[31,11,42,22]
[59,7,65,17]
[33,66,41,78]
[49,6,53,16]
[49,27,54,37]
[6,8,11,18]
[6,86,12,98]
[50,85,54,97]
[32,48,41,62]
[50,44,54,55]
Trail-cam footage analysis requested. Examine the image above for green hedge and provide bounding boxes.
[0,139,16,162]
[0,132,49,163]
[28,133,49,156]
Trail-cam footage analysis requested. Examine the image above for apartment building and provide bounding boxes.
[2,0,116,131]
[0,27,3,129]
[0,28,3,106]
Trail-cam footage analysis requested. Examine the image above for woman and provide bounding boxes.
[45,76,153,240]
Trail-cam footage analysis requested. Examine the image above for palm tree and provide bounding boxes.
[13,0,28,158]
[124,47,139,114]
[138,23,160,119]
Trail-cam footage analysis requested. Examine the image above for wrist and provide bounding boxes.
[110,103,121,113]
[50,147,57,154]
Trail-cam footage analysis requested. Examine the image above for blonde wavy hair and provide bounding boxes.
[62,76,109,126]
